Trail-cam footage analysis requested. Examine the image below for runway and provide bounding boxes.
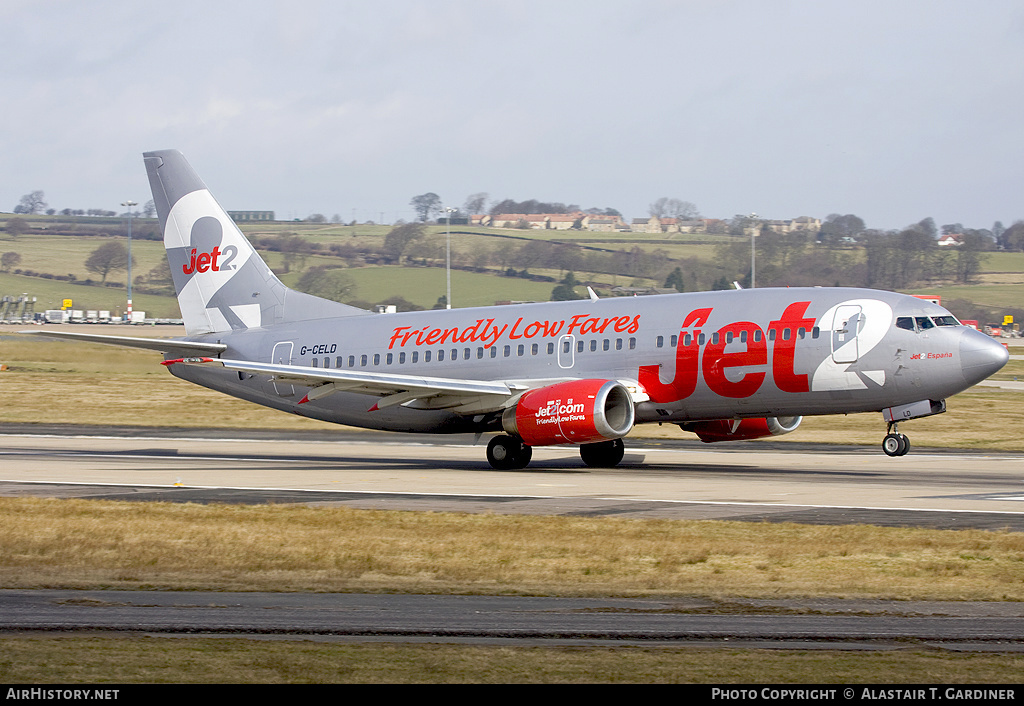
[3,426,1024,649]
[2,425,1024,530]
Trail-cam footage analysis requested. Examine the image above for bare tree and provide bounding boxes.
[649,197,700,220]
[13,191,47,215]
[463,192,489,214]
[1,251,21,272]
[410,193,442,222]
[85,241,134,283]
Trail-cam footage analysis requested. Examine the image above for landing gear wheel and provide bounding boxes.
[486,435,532,470]
[882,432,910,457]
[580,438,625,468]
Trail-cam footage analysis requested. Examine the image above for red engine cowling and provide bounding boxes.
[502,379,635,446]
[683,416,802,443]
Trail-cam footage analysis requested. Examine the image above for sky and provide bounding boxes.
[3,0,1022,231]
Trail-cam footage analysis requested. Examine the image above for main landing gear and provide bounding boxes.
[882,422,910,457]
[486,435,533,470]
[485,435,626,470]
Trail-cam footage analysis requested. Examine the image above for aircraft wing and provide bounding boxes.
[19,330,228,355]
[163,356,523,413]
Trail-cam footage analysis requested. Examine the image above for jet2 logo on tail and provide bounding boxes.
[182,245,239,274]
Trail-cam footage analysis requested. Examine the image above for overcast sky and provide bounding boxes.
[3,0,1022,231]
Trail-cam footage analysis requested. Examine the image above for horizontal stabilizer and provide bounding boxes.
[19,330,227,355]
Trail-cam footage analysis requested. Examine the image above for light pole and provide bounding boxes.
[444,206,456,309]
[122,201,137,321]
[749,212,758,289]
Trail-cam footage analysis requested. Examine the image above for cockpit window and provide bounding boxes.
[933,315,959,326]
[896,317,915,331]
[915,316,935,330]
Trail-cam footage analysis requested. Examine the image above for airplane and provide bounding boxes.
[25,150,1010,469]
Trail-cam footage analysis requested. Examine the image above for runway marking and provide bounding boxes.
[4,478,1024,516]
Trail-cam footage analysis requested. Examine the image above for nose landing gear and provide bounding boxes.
[882,422,910,457]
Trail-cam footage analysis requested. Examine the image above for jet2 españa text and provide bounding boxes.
[29,150,1009,469]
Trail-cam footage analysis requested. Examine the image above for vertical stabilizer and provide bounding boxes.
[143,149,368,336]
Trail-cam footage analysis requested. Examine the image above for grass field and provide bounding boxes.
[4,223,1024,321]
[4,637,1021,683]
[3,221,1023,682]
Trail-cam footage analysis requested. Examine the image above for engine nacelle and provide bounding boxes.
[502,379,635,447]
[682,416,802,443]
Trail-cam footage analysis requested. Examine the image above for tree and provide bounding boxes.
[463,192,489,214]
[296,266,356,302]
[382,222,425,263]
[410,193,442,222]
[13,191,47,215]
[551,272,585,301]
[818,213,865,244]
[142,200,156,219]
[664,267,685,292]
[1,251,21,272]
[85,241,133,283]
[5,217,29,238]
[649,197,700,220]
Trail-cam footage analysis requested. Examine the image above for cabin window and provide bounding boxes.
[629,337,636,350]
[603,339,610,351]
[616,338,623,350]
[656,335,664,348]
[811,327,820,339]
[711,332,719,345]
[782,328,791,341]
[360,354,367,366]
[590,339,598,352]
[517,344,525,356]
[386,353,393,365]
[477,347,484,359]
[373,354,380,365]
[399,352,406,364]
[311,358,318,368]
[753,330,762,342]
[425,350,432,362]
[348,355,355,367]
[577,340,584,353]
[548,342,555,355]
[438,349,445,361]
[411,352,418,363]
[670,334,678,348]
[531,343,538,356]
[504,345,511,357]
[798,327,806,339]
[491,346,497,358]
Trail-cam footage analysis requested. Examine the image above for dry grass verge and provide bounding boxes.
[2,636,1023,683]
[2,497,1023,599]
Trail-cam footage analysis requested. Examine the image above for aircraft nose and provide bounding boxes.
[959,328,1009,386]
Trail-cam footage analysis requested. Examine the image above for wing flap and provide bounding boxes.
[164,357,516,411]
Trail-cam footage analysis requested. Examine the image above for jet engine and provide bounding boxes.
[502,379,635,446]
[681,416,802,443]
